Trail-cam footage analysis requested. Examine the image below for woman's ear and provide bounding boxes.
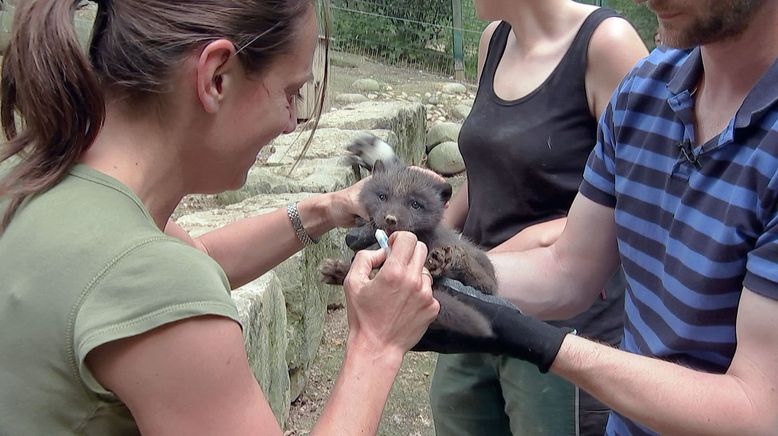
[196,39,238,114]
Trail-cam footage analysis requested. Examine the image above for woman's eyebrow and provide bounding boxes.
[296,73,314,87]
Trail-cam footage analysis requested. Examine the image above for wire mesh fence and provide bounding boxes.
[331,0,484,81]
[331,0,658,82]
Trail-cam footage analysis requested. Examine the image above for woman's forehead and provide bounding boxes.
[270,12,318,85]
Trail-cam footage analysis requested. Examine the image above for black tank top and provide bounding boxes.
[459,9,627,342]
[460,8,620,249]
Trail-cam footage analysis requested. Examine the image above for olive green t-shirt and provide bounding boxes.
[0,165,241,435]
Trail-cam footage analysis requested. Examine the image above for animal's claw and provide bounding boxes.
[426,246,454,277]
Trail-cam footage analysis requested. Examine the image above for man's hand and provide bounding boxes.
[413,278,574,373]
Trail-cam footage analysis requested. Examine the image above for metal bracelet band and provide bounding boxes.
[287,202,318,247]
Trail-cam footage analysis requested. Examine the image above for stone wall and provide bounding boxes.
[175,101,426,426]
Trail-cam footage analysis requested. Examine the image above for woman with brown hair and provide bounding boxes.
[0,1,438,434]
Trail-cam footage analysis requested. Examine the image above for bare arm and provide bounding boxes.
[166,179,368,289]
[442,181,468,231]
[87,232,438,436]
[552,288,778,435]
[490,217,567,253]
[490,194,620,320]
[87,317,282,436]
[585,16,648,119]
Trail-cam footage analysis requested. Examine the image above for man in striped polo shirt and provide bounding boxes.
[417,0,778,434]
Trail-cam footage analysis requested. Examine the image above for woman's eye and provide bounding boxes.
[410,200,422,210]
[378,193,387,201]
[287,90,304,106]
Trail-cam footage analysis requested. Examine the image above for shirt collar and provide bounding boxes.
[735,57,778,128]
[667,46,778,129]
[667,47,702,96]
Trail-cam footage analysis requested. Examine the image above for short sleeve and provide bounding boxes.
[73,238,242,395]
[579,96,618,208]
[744,181,778,300]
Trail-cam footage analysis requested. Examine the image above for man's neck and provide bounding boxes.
[692,3,778,145]
[698,2,778,102]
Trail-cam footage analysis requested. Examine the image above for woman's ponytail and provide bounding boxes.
[0,0,104,230]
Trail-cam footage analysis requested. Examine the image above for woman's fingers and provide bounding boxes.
[384,231,419,267]
[348,248,387,279]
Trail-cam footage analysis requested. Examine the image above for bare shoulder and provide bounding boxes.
[478,20,502,59]
[585,14,648,117]
[476,21,503,82]
[589,16,648,64]
[480,20,502,47]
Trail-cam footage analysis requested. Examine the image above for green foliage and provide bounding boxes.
[462,1,487,80]
[332,0,453,69]
[330,0,658,81]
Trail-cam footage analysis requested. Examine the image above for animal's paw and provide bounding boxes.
[426,246,454,277]
[447,245,468,265]
[319,259,350,285]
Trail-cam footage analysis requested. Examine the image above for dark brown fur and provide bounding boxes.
[319,134,502,338]
[319,147,497,296]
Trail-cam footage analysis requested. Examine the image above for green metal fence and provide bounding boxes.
[331,0,483,79]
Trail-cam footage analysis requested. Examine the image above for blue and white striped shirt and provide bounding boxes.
[580,46,778,435]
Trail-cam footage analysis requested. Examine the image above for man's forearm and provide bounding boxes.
[489,194,621,319]
[552,335,769,435]
[489,245,605,320]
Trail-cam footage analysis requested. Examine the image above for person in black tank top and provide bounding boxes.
[429,2,647,435]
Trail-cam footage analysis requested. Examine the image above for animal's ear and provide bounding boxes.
[438,182,453,203]
[373,159,386,174]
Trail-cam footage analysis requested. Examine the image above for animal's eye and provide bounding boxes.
[378,193,387,201]
[410,200,422,210]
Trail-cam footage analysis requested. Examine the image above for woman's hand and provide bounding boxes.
[343,231,440,356]
[325,177,371,228]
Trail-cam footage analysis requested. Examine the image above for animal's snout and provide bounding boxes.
[384,214,398,226]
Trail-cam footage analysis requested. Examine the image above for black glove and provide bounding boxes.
[413,278,574,373]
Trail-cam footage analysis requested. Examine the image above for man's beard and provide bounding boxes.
[659,0,764,49]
